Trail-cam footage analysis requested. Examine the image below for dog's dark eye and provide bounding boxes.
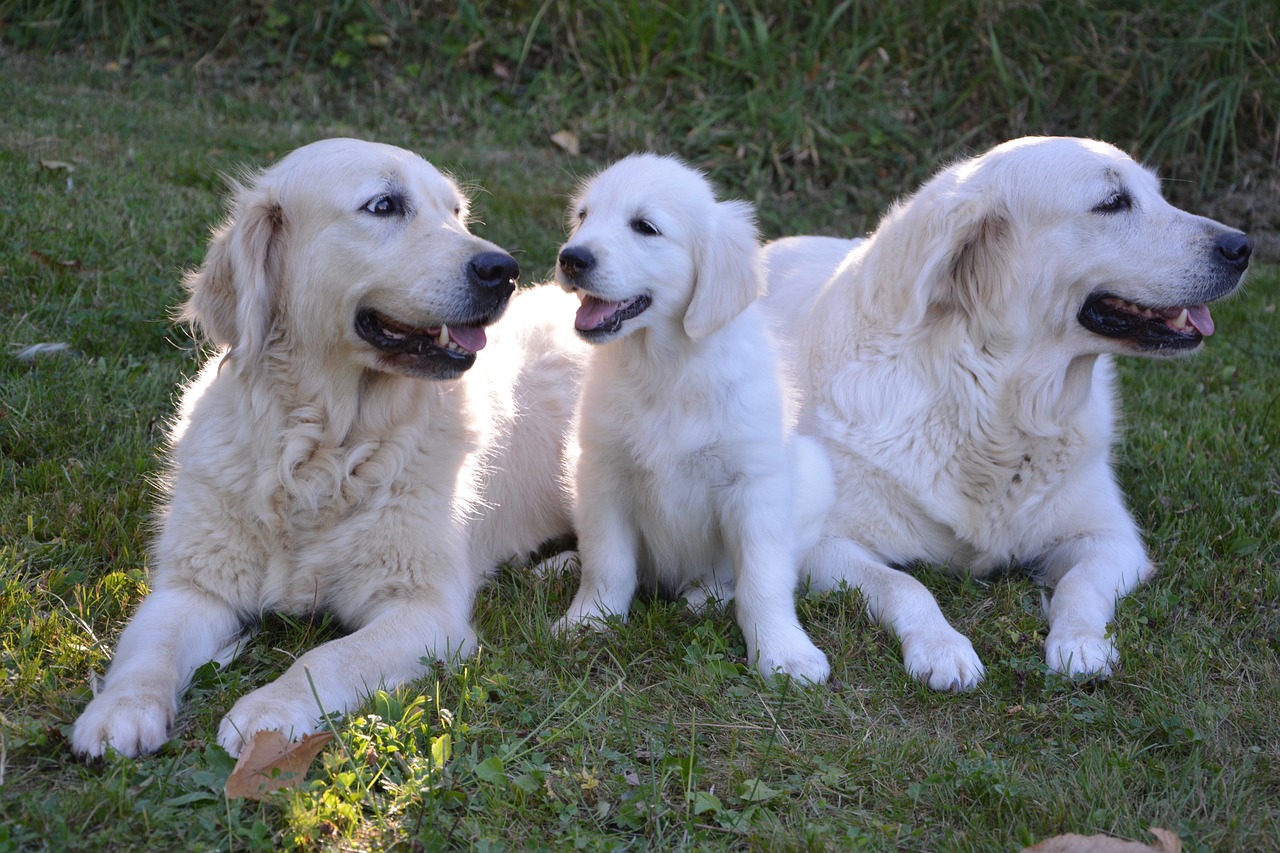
[1093,191,1133,214]
[577,208,587,222]
[363,194,406,217]
[630,218,660,236]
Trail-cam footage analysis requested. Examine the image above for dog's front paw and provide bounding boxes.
[72,690,175,758]
[552,611,616,638]
[901,628,985,692]
[218,687,323,758]
[1045,628,1116,679]
[753,633,832,685]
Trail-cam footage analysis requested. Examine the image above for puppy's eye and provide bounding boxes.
[453,204,463,218]
[1093,191,1133,214]
[577,208,587,222]
[363,194,405,217]
[630,218,660,236]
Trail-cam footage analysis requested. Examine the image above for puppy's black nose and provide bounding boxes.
[1215,231,1253,272]
[558,246,595,278]
[468,251,519,293]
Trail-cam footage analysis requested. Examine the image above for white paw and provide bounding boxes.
[72,690,175,758]
[901,628,985,692]
[552,610,616,638]
[1045,628,1116,679]
[752,633,832,685]
[531,550,580,577]
[217,686,324,758]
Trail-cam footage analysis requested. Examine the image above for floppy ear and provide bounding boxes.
[943,205,1012,320]
[888,186,1013,331]
[683,199,764,340]
[180,181,284,364]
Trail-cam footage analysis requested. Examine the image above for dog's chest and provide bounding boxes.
[931,427,1091,568]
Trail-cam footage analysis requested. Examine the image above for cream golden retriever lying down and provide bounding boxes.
[72,138,587,757]
[554,154,834,683]
[763,136,1252,689]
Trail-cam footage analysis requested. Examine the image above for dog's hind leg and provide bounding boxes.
[805,537,985,691]
[72,585,244,758]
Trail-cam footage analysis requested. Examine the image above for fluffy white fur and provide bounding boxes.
[554,154,834,683]
[72,138,588,758]
[763,136,1253,689]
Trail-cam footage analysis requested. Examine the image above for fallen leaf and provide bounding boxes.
[224,730,333,800]
[550,130,580,157]
[1021,827,1182,853]
[39,159,76,172]
[28,251,86,272]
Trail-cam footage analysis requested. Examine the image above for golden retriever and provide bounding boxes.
[553,154,834,683]
[72,138,587,757]
[763,136,1253,688]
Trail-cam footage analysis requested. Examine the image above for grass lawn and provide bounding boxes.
[1,42,1278,852]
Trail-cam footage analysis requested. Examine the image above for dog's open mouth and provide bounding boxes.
[574,294,652,340]
[355,308,490,376]
[1078,294,1215,352]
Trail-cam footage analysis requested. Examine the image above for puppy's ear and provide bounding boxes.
[180,181,284,364]
[683,199,764,340]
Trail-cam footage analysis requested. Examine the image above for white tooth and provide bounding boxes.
[437,324,450,348]
[1170,308,1189,330]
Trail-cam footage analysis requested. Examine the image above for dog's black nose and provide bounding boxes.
[468,251,520,292]
[1215,231,1253,272]
[559,246,595,278]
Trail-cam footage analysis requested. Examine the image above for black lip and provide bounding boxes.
[1077,294,1202,353]
[577,294,652,343]
[355,308,499,379]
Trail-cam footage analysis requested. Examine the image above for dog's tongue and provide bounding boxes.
[575,295,625,331]
[448,325,487,352]
[1187,305,1215,337]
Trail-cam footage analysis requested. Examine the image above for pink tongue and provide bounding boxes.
[575,295,625,331]
[448,325,487,353]
[1187,305,1214,337]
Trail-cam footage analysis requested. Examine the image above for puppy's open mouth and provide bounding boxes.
[1078,294,1215,352]
[355,308,490,377]
[574,294,652,341]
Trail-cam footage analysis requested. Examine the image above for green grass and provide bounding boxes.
[2,14,1279,852]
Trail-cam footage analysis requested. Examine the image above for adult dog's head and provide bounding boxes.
[556,154,762,345]
[183,138,519,380]
[869,136,1252,355]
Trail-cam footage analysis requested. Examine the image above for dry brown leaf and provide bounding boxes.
[224,730,334,800]
[39,159,76,172]
[1021,827,1182,853]
[550,130,580,157]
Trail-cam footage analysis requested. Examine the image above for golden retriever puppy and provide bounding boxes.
[554,154,834,683]
[72,138,587,757]
[763,136,1253,689]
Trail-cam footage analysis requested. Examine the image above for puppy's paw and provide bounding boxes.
[753,633,832,685]
[531,550,580,577]
[901,628,985,692]
[1045,628,1116,679]
[552,611,617,639]
[72,690,175,758]
[218,687,322,758]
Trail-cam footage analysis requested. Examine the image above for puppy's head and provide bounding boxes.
[883,136,1252,356]
[182,138,519,380]
[556,154,762,345]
